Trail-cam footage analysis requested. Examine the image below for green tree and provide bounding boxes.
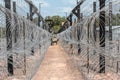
[45,15,65,33]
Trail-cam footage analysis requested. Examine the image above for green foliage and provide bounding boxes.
[45,15,65,33]
[45,16,65,26]
[95,13,120,27]
[52,25,61,33]
[112,14,120,26]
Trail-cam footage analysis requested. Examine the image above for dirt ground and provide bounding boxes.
[32,45,84,80]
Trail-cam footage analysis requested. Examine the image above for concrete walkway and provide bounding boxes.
[32,45,83,80]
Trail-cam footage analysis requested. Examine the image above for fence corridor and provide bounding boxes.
[32,45,84,80]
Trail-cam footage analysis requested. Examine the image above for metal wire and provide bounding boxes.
[58,0,120,80]
[0,4,51,80]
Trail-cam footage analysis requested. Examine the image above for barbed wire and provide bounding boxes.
[58,0,120,80]
[0,4,51,80]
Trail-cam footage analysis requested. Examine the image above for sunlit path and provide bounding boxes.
[32,45,84,80]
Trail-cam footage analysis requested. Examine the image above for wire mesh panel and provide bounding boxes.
[58,0,120,80]
[0,3,51,80]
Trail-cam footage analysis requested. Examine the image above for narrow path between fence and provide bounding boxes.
[32,45,83,80]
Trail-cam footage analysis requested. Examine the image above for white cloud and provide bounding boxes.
[32,0,50,8]
[63,7,72,13]
[41,1,50,8]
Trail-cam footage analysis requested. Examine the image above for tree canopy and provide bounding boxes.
[45,15,65,33]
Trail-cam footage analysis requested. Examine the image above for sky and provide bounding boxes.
[0,0,97,18]
[32,0,77,17]
[0,0,76,17]
[1,0,119,18]
[31,0,100,17]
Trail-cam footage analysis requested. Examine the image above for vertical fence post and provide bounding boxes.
[99,0,106,73]
[30,4,33,21]
[109,2,112,41]
[77,6,80,22]
[93,2,96,13]
[13,1,17,44]
[13,2,16,13]
[80,13,83,21]
[93,2,97,56]
[93,2,96,41]
[70,14,73,26]
[13,1,18,75]
[77,13,82,55]
[5,0,13,76]
[76,0,80,22]
[29,4,34,55]
[109,2,113,70]
[38,14,40,26]
[76,0,81,49]
[87,19,90,73]
[23,19,26,75]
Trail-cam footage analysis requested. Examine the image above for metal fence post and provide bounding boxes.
[23,20,26,75]
[38,14,40,26]
[30,4,33,21]
[93,2,96,41]
[99,0,106,73]
[29,4,34,55]
[13,2,18,44]
[5,0,13,76]
[109,2,112,41]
